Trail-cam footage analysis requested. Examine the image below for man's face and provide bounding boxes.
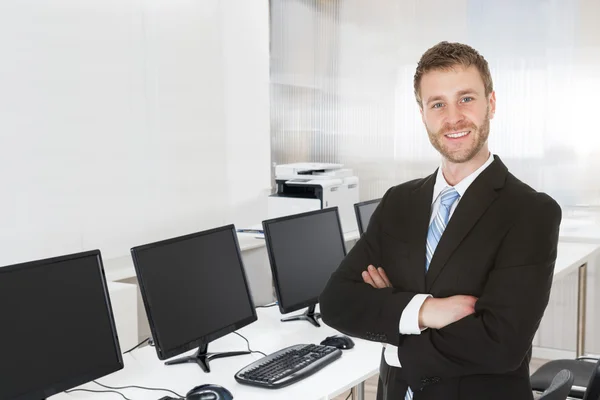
[419,65,496,163]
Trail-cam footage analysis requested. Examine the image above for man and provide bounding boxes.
[319,41,562,400]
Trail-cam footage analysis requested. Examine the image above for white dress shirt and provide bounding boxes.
[383,152,495,367]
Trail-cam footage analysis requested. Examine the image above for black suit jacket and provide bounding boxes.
[320,156,562,400]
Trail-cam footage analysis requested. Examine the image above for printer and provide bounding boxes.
[268,162,359,233]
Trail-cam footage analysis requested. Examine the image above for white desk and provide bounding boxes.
[43,240,600,400]
[556,216,600,357]
[552,241,600,357]
[553,242,600,281]
[559,216,600,244]
[53,306,381,400]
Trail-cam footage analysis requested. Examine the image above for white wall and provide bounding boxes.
[0,0,270,265]
[220,0,271,228]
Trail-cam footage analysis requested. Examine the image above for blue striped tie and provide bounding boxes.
[405,186,459,400]
[426,187,460,271]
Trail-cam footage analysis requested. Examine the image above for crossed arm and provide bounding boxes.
[320,193,561,388]
[362,265,478,330]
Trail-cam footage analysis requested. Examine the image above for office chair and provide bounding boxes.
[537,369,574,400]
[531,357,600,399]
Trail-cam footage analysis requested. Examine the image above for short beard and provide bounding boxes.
[427,106,490,163]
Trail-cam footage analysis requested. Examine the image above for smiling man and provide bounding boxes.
[320,42,562,400]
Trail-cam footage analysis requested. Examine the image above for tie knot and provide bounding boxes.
[440,187,460,207]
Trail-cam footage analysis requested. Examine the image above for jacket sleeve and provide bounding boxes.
[320,187,419,346]
[396,194,562,388]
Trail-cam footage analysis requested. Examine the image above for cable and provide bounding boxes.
[345,388,353,400]
[93,381,184,399]
[65,388,132,400]
[233,331,267,357]
[123,337,149,354]
[256,302,278,309]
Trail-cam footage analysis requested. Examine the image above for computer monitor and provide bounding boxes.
[354,198,381,235]
[130,225,257,373]
[262,207,347,327]
[0,250,123,400]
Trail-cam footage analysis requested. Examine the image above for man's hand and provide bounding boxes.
[362,265,392,288]
[419,295,478,330]
[361,265,477,330]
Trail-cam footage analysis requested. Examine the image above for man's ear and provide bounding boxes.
[488,91,496,119]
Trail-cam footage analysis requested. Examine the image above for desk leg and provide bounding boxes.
[576,263,587,358]
[352,382,365,400]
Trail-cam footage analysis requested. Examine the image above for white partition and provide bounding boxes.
[107,281,138,352]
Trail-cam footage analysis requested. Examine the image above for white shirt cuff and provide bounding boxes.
[399,293,432,335]
[382,294,432,368]
[384,344,401,367]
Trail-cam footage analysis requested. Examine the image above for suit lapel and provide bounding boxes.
[425,156,508,291]
[406,173,436,293]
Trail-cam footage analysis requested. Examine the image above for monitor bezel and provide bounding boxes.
[1,250,124,400]
[130,224,258,361]
[354,198,382,236]
[262,207,346,315]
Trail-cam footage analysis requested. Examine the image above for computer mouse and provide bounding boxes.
[320,334,355,350]
[186,384,233,400]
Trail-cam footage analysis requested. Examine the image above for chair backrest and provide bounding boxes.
[354,198,381,235]
[539,369,574,400]
[583,358,600,400]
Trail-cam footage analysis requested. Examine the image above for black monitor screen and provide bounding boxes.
[0,251,123,400]
[355,199,381,235]
[263,208,346,313]
[130,225,257,360]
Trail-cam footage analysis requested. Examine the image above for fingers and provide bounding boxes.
[367,265,389,288]
[463,295,478,310]
[378,267,392,288]
[454,295,478,305]
[362,265,393,289]
[362,270,376,288]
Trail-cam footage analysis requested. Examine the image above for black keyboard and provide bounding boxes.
[234,344,342,389]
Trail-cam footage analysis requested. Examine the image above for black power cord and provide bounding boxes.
[93,380,184,399]
[233,331,267,357]
[89,333,264,399]
[122,337,149,354]
[345,388,353,400]
[65,388,132,400]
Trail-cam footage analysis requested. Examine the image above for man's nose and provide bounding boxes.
[445,105,465,128]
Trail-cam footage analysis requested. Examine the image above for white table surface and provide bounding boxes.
[559,216,600,243]
[45,240,600,400]
[53,306,381,400]
[553,241,600,281]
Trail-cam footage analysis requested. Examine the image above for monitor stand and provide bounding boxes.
[164,343,250,373]
[281,304,321,327]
